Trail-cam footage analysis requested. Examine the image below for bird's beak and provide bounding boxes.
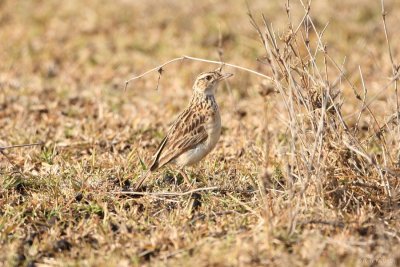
[218,73,233,81]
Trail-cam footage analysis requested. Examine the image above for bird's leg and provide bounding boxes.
[134,169,151,190]
[178,168,191,186]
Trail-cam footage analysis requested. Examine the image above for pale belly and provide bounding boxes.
[173,116,221,167]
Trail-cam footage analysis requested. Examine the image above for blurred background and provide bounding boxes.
[1,0,399,146]
[1,0,400,265]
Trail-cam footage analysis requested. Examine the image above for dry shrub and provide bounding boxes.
[250,2,399,215]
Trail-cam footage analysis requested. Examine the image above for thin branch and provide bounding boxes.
[124,55,274,90]
[113,186,219,197]
[344,69,400,119]
[326,52,393,163]
[381,1,395,67]
[363,111,400,142]
[354,66,368,130]
[381,0,400,130]
[0,142,43,151]
[343,137,394,197]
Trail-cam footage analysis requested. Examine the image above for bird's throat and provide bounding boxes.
[191,91,215,104]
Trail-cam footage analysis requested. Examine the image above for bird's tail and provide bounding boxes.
[134,169,152,190]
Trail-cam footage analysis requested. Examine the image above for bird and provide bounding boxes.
[134,69,233,190]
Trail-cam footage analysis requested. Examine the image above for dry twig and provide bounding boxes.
[113,186,219,197]
[0,142,42,151]
[124,55,273,90]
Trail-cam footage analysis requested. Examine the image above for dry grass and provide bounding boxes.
[1,0,400,266]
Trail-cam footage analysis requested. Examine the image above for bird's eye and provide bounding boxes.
[205,75,212,81]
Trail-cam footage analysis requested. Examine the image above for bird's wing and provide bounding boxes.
[149,107,209,171]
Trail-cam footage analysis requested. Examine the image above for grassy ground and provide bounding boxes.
[1,0,400,266]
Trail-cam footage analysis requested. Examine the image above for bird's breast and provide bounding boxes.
[173,100,221,168]
[205,110,221,151]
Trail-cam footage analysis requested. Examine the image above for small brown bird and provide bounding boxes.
[135,70,233,189]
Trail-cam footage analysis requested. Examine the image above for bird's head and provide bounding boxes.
[192,70,233,95]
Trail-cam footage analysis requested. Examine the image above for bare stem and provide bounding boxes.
[0,142,43,151]
[114,186,219,197]
[124,55,274,90]
[381,0,400,129]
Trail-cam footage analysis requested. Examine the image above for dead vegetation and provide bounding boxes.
[1,0,400,266]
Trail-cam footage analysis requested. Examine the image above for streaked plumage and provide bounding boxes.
[135,70,233,189]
